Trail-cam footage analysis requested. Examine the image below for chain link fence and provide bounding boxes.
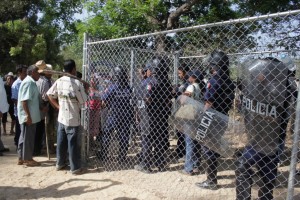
[82,10,300,199]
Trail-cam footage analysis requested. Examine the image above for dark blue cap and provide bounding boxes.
[188,69,204,81]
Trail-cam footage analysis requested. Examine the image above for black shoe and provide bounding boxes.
[195,180,218,190]
[0,147,9,152]
[178,169,199,176]
[0,152,3,156]
[134,164,152,174]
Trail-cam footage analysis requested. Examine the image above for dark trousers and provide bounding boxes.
[101,115,131,161]
[14,117,21,146]
[18,123,37,160]
[202,146,220,183]
[150,114,170,168]
[139,134,153,168]
[175,131,186,158]
[34,119,45,155]
[236,147,278,200]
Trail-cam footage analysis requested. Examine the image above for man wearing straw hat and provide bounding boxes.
[35,60,54,156]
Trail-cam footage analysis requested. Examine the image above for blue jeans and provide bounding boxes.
[56,123,81,172]
[184,135,201,172]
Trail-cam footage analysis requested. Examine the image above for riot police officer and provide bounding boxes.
[134,63,157,173]
[235,57,292,200]
[135,56,173,172]
[100,66,133,163]
[150,56,173,171]
[196,50,235,189]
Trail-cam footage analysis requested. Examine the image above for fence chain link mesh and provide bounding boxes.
[82,10,300,199]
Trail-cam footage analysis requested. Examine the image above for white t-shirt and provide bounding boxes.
[185,83,201,101]
[0,76,9,113]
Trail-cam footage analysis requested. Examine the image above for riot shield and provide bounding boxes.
[239,58,290,156]
[172,95,242,158]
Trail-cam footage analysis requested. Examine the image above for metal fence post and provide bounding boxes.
[130,49,136,145]
[130,48,135,88]
[81,32,88,166]
[173,52,179,87]
[287,81,300,200]
[172,52,179,137]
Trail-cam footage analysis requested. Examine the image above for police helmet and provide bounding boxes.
[151,56,170,76]
[279,54,296,75]
[188,69,204,82]
[205,50,229,71]
[110,66,128,83]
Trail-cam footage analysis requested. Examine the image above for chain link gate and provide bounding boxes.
[82,10,300,200]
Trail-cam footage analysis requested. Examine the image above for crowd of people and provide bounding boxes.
[0,49,298,199]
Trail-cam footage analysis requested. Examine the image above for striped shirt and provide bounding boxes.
[47,76,87,126]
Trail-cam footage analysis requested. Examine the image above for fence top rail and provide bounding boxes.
[86,9,300,45]
[179,49,300,59]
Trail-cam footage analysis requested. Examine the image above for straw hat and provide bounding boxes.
[35,60,47,71]
[7,72,14,77]
[36,60,53,73]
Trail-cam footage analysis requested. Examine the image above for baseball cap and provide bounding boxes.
[188,69,204,81]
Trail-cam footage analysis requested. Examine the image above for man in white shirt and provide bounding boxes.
[180,69,204,175]
[47,59,88,175]
[0,75,9,156]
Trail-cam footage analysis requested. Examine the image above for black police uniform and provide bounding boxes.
[148,57,173,171]
[236,58,293,200]
[100,67,134,163]
[196,50,235,189]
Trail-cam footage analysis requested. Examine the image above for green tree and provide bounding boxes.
[78,0,238,52]
[0,0,83,74]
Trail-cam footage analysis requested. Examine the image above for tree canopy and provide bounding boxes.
[77,0,300,53]
[0,0,83,74]
[1,0,299,74]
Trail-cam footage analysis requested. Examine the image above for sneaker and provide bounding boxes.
[192,168,201,175]
[134,164,152,174]
[25,159,41,167]
[71,168,86,175]
[195,180,218,190]
[56,164,67,171]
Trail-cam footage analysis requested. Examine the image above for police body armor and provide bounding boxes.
[173,95,238,157]
[240,58,289,156]
[137,76,157,135]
